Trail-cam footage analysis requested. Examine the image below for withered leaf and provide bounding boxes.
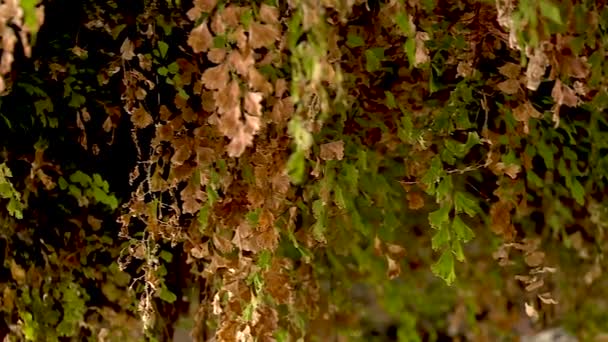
[525,48,549,91]
[201,63,229,90]
[270,97,294,124]
[244,91,263,116]
[120,38,135,60]
[259,4,279,24]
[524,302,539,321]
[525,278,544,292]
[213,234,234,254]
[524,251,545,267]
[387,256,401,279]
[319,140,344,161]
[496,79,520,95]
[207,48,226,64]
[188,22,213,53]
[406,192,425,210]
[552,79,578,107]
[538,292,558,305]
[498,62,521,79]
[131,105,153,129]
[249,22,280,49]
[10,260,26,285]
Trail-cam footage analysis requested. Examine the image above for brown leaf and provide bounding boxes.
[201,63,229,90]
[249,22,280,49]
[171,144,192,166]
[187,0,218,20]
[228,49,255,76]
[524,302,539,321]
[525,48,549,91]
[524,251,545,267]
[494,162,521,179]
[490,201,516,240]
[244,91,263,116]
[319,140,344,161]
[496,79,520,95]
[387,256,401,279]
[525,278,544,292]
[248,68,273,95]
[213,234,234,254]
[259,4,279,24]
[131,105,153,128]
[214,79,240,114]
[180,180,205,214]
[190,242,209,259]
[120,38,135,60]
[10,260,26,285]
[406,192,425,210]
[87,215,103,230]
[188,22,213,54]
[552,79,578,107]
[512,101,542,134]
[270,97,294,124]
[414,32,430,66]
[538,292,558,305]
[207,48,226,64]
[498,62,522,79]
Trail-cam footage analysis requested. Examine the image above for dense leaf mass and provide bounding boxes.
[1,0,608,340]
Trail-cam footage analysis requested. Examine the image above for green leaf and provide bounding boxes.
[570,178,585,205]
[454,191,479,217]
[540,1,562,24]
[286,150,306,185]
[452,215,475,242]
[395,12,413,36]
[346,33,365,48]
[160,250,173,263]
[431,250,456,285]
[452,240,465,262]
[385,91,397,109]
[158,66,168,76]
[428,204,450,230]
[431,225,450,250]
[365,49,381,72]
[158,41,169,58]
[405,37,416,68]
[198,203,210,232]
[70,171,92,186]
[159,287,177,303]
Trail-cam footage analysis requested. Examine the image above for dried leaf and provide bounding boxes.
[201,63,229,90]
[120,38,135,60]
[244,91,263,116]
[387,256,401,279]
[524,302,539,321]
[525,251,545,267]
[525,48,549,91]
[538,292,558,305]
[270,97,294,124]
[188,22,213,53]
[319,140,344,161]
[207,48,226,64]
[249,22,280,49]
[131,105,153,129]
[10,260,26,284]
[525,278,544,292]
[259,4,279,24]
[414,32,430,66]
[213,234,234,253]
[490,201,516,240]
[498,62,522,79]
[496,79,520,95]
[406,192,425,210]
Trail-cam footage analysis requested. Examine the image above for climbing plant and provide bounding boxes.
[1,0,608,341]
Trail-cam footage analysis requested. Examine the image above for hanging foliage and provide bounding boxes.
[1,0,608,341]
